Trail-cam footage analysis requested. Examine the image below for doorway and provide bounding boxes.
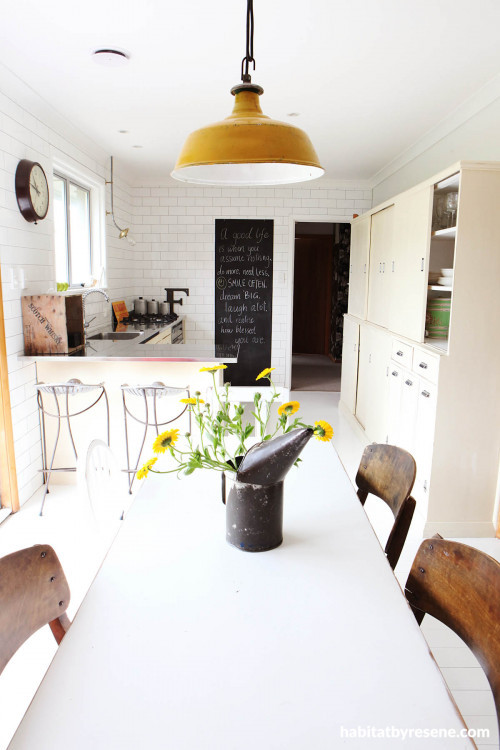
[291,222,350,392]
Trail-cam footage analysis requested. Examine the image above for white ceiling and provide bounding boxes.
[2,0,500,185]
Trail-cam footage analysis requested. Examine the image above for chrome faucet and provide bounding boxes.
[82,289,110,338]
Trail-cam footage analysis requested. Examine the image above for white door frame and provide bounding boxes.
[285,214,352,390]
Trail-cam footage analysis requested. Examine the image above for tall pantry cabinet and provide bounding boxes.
[341,161,500,537]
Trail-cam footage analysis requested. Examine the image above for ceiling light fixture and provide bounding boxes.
[106,157,136,245]
[171,0,324,186]
[93,49,130,67]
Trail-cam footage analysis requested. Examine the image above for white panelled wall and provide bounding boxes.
[130,184,371,386]
[0,86,136,506]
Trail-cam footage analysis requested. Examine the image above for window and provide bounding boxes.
[52,161,106,288]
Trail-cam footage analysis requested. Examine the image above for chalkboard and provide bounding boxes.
[215,219,273,386]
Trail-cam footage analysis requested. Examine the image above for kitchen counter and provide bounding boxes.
[22,318,237,363]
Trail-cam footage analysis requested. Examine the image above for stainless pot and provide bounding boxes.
[134,297,147,315]
[147,299,159,315]
[159,301,170,316]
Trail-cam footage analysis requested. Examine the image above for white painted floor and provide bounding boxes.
[0,390,498,749]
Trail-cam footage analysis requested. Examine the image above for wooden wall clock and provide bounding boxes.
[15,159,49,223]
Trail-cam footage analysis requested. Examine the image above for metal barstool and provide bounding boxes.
[121,382,191,493]
[36,379,110,516]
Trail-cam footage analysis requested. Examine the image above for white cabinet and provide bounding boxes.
[355,324,391,442]
[386,340,439,517]
[343,161,500,536]
[367,205,394,328]
[412,380,437,517]
[348,215,370,319]
[387,364,402,445]
[388,186,433,341]
[340,316,359,413]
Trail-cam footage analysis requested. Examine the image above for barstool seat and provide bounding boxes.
[121,382,191,493]
[36,379,109,516]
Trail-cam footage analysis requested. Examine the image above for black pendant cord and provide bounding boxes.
[241,0,255,83]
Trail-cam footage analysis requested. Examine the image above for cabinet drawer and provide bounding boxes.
[412,348,439,384]
[391,339,413,368]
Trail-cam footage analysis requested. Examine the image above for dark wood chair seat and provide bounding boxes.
[0,545,71,674]
[356,443,416,569]
[405,537,500,735]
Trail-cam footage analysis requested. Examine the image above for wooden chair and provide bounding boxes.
[0,545,71,674]
[405,537,500,734]
[356,443,416,569]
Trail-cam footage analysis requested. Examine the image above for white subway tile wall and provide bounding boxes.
[0,89,136,505]
[131,184,372,387]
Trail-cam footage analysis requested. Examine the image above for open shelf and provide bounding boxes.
[432,226,456,240]
[435,172,460,193]
[424,337,448,352]
[428,285,452,292]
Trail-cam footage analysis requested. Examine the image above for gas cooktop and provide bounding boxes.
[117,312,179,330]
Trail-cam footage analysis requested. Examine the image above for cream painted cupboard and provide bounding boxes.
[341,161,500,537]
[347,214,370,319]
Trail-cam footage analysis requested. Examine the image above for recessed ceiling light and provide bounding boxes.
[287,112,301,117]
[132,145,143,149]
[92,49,130,67]
[118,130,129,134]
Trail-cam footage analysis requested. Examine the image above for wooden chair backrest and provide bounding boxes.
[405,538,500,733]
[356,443,417,569]
[0,545,70,674]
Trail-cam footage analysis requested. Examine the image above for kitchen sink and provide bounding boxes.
[88,332,141,341]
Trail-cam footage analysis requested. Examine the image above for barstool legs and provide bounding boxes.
[37,383,110,515]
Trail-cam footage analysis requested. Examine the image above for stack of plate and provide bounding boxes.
[437,267,453,286]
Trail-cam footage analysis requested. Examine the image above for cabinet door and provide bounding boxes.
[387,364,402,445]
[356,325,391,441]
[348,215,370,319]
[398,370,418,453]
[389,186,432,341]
[340,316,359,414]
[367,205,394,328]
[412,379,438,516]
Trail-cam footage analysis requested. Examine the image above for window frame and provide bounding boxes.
[52,159,106,288]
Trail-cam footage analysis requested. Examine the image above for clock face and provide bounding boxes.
[15,159,50,222]
[29,164,49,219]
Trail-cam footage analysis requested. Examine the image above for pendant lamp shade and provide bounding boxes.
[171,85,324,186]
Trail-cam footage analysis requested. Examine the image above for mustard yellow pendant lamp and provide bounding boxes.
[171,0,324,186]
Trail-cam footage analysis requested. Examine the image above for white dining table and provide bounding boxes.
[9,441,474,749]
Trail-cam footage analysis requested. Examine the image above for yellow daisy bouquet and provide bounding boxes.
[137,365,333,480]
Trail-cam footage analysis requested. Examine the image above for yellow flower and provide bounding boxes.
[180,397,204,405]
[137,456,157,480]
[153,429,180,453]
[313,421,334,442]
[278,401,300,417]
[256,367,275,381]
[199,364,227,373]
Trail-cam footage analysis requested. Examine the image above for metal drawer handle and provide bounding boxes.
[392,371,399,377]
[421,390,430,398]
[419,362,428,369]
[396,350,404,356]
[405,379,413,386]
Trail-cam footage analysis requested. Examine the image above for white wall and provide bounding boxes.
[0,78,135,505]
[131,182,372,387]
[372,89,500,205]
